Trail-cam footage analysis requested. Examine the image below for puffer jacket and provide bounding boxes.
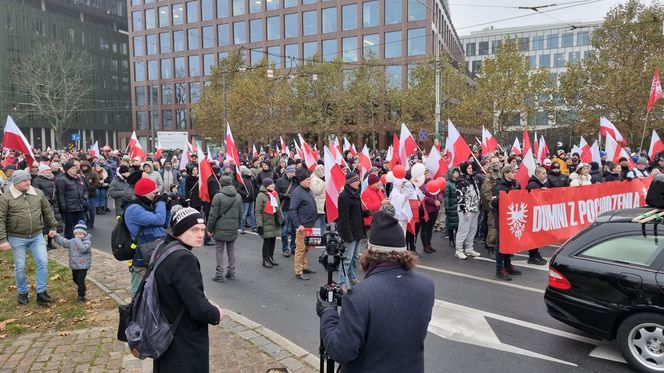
[289,184,317,229]
[81,162,101,199]
[124,197,169,268]
[56,173,88,212]
[255,186,283,238]
[0,185,58,243]
[526,175,549,190]
[54,233,91,270]
[444,174,459,229]
[309,173,326,214]
[569,173,592,187]
[32,175,63,233]
[207,185,242,242]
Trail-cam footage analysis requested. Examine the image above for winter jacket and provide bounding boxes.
[144,168,164,193]
[256,169,277,187]
[276,174,296,211]
[646,173,664,208]
[108,174,133,216]
[421,181,443,214]
[185,175,203,209]
[569,173,592,187]
[289,184,317,228]
[552,156,570,175]
[81,164,101,199]
[336,185,365,243]
[56,173,88,212]
[626,168,650,180]
[207,185,242,242]
[153,236,221,373]
[160,168,180,194]
[207,174,221,199]
[255,186,283,238]
[309,174,326,214]
[54,233,91,270]
[32,174,63,233]
[481,169,501,212]
[604,171,622,182]
[526,175,549,190]
[444,177,459,229]
[455,175,480,214]
[361,186,385,227]
[124,197,169,268]
[0,185,58,244]
[491,178,520,210]
[589,163,602,184]
[547,170,569,188]
[320,264,434,373]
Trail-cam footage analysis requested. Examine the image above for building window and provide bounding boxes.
[217,0,229,17]
[285,44,298,67]
[560,32,573,48]
[176,109,186,129]
[250,0,262,13]
[189,55,200,76]
[161,59,172,79]
[219,51,230,60]
[162,110,173,130]
[250,19,263,42]
[233,0,245,16]
[267,16,280,40]
[135,86,146,106]
[174,57,186,77]
[187,1,199,22]
[386,65,401,89]
[385,31,401,58]
[160,32,171,53]
[342,4,357,31]
[547,33,558,49]
[132,11,142,32]
[150,85,159,105]
[303,10,317,36]
[201,26,213,48]
[251,48,263,65]
[465,42,475,57]
[554,52,565,68]
[267,0,279,10]
[175,83,187,103]
[203,53,215,75]
[234,21,246,44]
[519,36,529,51]
[135,62,145,81]
[471,60,481,74]
[284,13,297,38]
[173,4,184,25]
[577,31,589,46]
[342,36,357,62]
[218,24,230,46]
[322,39,336,61]
[529,55,536,69]
[188,28,199,49]
[478,41,488,55]
[145,8,156,29]
[539,54,550,68]
[158,7,170,28]
[285,0,297,7]
[162,85,173,104]
[201,0,214,20]
[322,7,336,33]
[363,33,378,57]
[132,0,142,5]
[303,41,317,60]
[145,35,157,55]
[568,51,580,64]
[174,31,185,51]
[491,40,502,54]
[190,82,201,103]
[136,112,148,130]
[268,46,280,68]
[363,1,378,28]
[533,35,544,50]
[303,0,316,3]
[133,36,145,56]
[408,0,425,21]
[385,0,401,25]
[407,28,425,56]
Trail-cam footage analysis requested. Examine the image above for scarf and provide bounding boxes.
[263,191,279,215]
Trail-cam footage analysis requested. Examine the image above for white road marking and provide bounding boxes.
[588,342,626,363]
[418,265,546,294]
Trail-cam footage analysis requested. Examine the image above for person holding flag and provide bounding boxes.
[255,178,283,268]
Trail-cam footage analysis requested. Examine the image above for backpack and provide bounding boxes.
[111,210,143,261]
[117,240,186,359]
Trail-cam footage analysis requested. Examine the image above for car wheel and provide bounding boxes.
[617,313,664,373]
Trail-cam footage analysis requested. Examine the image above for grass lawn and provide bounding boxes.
[0,249,116,338]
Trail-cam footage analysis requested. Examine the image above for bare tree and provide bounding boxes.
[12,41,93,148]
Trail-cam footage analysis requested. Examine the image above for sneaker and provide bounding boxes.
[283,250,291,257]
[240,229,245,235]
[211,275,225,282]
[496,268,512,281]
[251,227,257,232]
[464,249,481,257]
[262,260,273,268]
[455,250,467,260]
[18,293,28,305]
[527,256,548,265]
[36,291,54,305]
[506,266,522,275]
[46,244,57,251]
[225,272,235,280]
[303,269,316,274]
[295,274,310,281]
[268,257,279,266]
[76,296,86,304]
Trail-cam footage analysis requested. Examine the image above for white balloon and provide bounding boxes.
[412,175,426,187]
[411,163,426,180]
[386,171,395,183]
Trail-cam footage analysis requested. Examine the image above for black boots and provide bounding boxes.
[77,296,86,304]
[211,274,224,282]
[448,229,456,248]
[18,293,28,305]
[225,272,235,280]
[267,257,279,266]
[262,259,273,268]
[37,291,54,305]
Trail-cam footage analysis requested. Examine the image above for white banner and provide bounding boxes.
[157,131,189,150]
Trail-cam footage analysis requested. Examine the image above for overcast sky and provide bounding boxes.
[449,0,655,36]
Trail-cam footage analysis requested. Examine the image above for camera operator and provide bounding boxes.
[317,205,435,373]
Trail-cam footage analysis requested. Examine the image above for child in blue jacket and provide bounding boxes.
[54,220,92,303]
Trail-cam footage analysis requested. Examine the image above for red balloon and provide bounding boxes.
[437,178,447,190]
[426,181,440,194]
[380,174,387,185]
[393,165,406,179]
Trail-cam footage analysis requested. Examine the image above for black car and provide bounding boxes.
[545,207,664,373]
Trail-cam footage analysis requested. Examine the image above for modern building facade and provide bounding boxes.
[127,0,465,150]
[0,0,131,150]
[460,21,600,129]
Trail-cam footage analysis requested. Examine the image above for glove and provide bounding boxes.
[157,193,169,203]
[257,227,264,236]
[316,290,338,317]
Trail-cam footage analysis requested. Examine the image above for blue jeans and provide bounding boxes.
[95,188,108,209]
[316,214,327,233]
[338,240,363,288]
[9,234,48,294]
[281,211,296,253]
[241,201,256,230]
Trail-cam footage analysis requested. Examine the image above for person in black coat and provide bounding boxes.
[589,162,602,184]
[525,167,549,266]
[276,165,297,256]
[153,206,222,373]
[32,165,63,250]
[492,165,522,281]
[336,171,366,292]
[318,208,434,373]
[185,166,203,211]
[289,168,317,280]
[238,166,257,233]
[56,161,88,239]
[546,161,569,188]
[604,161,623,182]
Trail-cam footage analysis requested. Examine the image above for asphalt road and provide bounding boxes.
[88,208,632,372]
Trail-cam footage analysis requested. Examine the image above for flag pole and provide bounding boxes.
[639,111,650,154]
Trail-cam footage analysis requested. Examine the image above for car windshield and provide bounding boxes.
[579,235,664,267]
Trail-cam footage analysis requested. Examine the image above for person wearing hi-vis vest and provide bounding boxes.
[255,178,283,269]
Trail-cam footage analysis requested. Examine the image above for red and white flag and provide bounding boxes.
[154,142,163,160]
[293,139,303,160]
[399,123,418,170]
[481,127,498,156]
[197,147,214,203]
[515,129,536,188]
[358,144,372,178]
[3,116,35,166]
[252,144,259,159]
[534,132,539,159]
[298,134,317,171]
[225,124,239,163]
[647,67,663,113]
[579,136,592,163]
[334,137,342,156]
[390,134,400,170]
[536,135,548,165]
[324,146,346,223]
[343,137,351,153]
[511,137,521,156]
[600,117,627,146]
[279,136,290,158]
[385,145,393,165]
[89,141,100,158]
[179,140,191,171]
[447,120,471,167]
[649,130,664,159]
[590,140,601,163]
[128,131,146,161]
[605,134,635,168]
[424,144,448,179]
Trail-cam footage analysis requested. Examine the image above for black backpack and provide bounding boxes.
[111,211,143,261]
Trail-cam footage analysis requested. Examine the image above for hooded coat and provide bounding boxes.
[108,174,133,216]
[444,169,459,229]
[207,185,242,242]
[336,184,365,243]
[254,186,283,238]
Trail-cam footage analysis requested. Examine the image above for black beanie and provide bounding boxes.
[296,168,311,183]
[368,211,406,252]
[118,165,130,174]
[170,206,205,236]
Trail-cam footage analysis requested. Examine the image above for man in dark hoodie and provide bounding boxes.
[547,161,569,188]
[336,171,365,292]
[257,161,277,187]
[525,167,548,265]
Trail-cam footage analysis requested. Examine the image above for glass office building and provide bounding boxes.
[127,0,465,145]
[0,0,131,150]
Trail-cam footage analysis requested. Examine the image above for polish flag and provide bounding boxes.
[206,146,214,163]
[571,144,581,157]
[293,139,303,160]
[334,137,342,156]
[399,123,418,170]
[447,120,471,167]
[600,117,627,146]
[225,124,239,163]
[358,144,372,178]
[647,67,663,113]
[343,137,357,157]
[154,142,163,160]
[605,134,635,168]
[279,136,289,158]
[385,145,393,166]
[3,117,36,166]
[534,132,539,160]
[324,146,346,223]
[313,144,320,161]
[179,140,191,171]
[481,127,498,156]
[590,140,601,164]
[298,134,317,171]
[197,147,214,203]
[252,144,259,159]
[649,130,664,160]
[343,137,351,153]
[515,129,536,188]
[579,136,592,163]
[511,137,521,156]
[89,141,100,158]
[390,134,400,170]
[536,135,549,165]
[424,144,448,179]
[128,131,146,161]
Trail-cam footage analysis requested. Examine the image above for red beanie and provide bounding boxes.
[134,178,158,196]
[368,173,380,186]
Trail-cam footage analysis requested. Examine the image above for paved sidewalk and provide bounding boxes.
[0,247,318,373]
